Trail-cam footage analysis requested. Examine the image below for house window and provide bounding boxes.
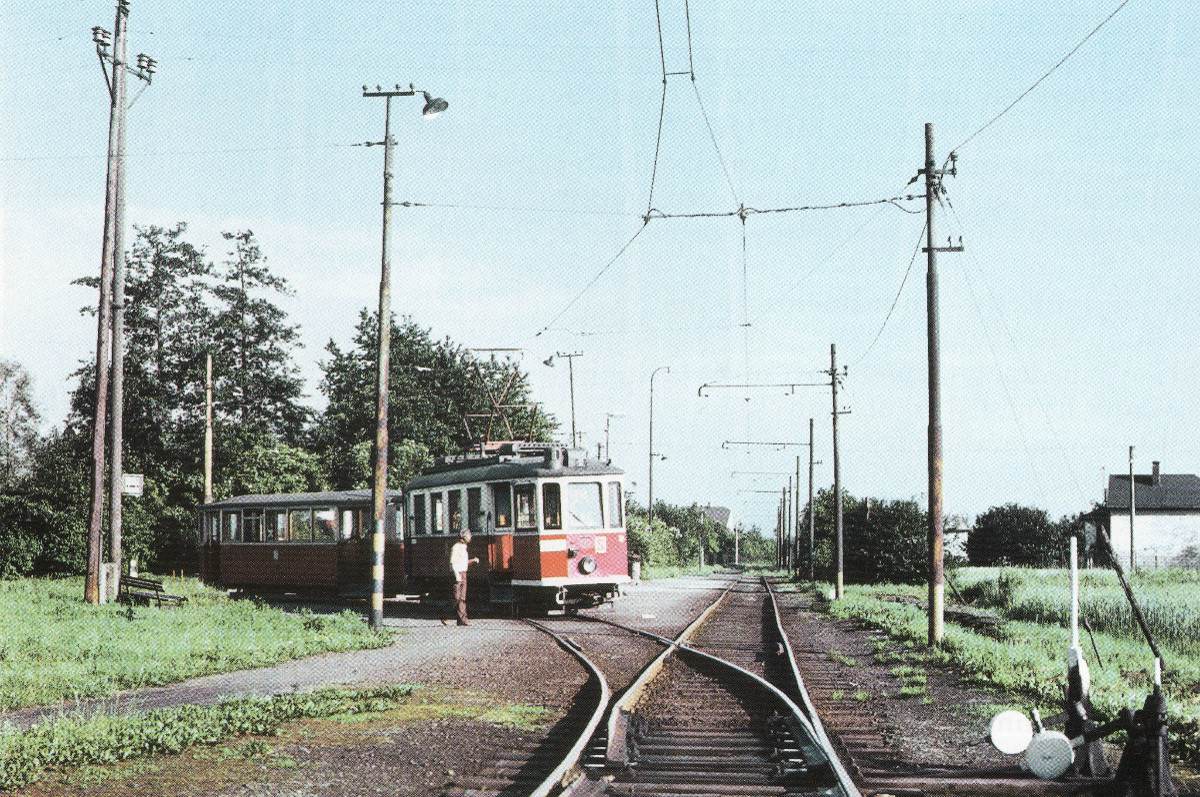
[289,509,313,542]
[567,483,603,530]
[514,484,537,531]
[607,482,623,528]
[491,484,513,529]
[542,483,562,530]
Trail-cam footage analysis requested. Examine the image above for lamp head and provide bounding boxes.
[421,91,449,117]
[542,356,555,367]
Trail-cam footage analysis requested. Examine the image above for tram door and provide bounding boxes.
[488,483,514,575]
[336,507,371,596]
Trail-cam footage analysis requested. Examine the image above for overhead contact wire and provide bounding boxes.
[535,223,648,338]
[853,220,926,367]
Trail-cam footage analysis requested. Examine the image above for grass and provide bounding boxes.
[0,684,415,791]
[639,563,724,580]
[826,650,858,667]
[822,579,1200,767]
[0,576,392,713]
[1,685,554,793]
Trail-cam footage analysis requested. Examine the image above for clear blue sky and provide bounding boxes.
[2,1,1195,533]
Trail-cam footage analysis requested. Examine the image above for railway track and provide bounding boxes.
[565,574,859,797]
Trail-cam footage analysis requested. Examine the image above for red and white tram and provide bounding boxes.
[404,442,630,610]
[198,443,630,611]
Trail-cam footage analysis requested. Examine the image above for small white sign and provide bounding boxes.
[122,473,144,497]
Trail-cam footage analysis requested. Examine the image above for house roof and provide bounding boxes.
[703,505,732,528]
[1106,474,1200,511]
[203,489,403,509]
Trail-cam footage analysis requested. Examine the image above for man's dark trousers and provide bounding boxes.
[454,577,469,625]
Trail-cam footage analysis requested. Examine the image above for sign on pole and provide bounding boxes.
[122,473,144,497]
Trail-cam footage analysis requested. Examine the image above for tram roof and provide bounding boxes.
[406,452,623,491]
[202,489,403,509]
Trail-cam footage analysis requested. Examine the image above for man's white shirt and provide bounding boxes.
[451,541,469,580]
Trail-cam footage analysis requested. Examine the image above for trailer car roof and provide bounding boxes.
[202,489,403,509]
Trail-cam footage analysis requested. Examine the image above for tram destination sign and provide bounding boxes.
[122,473,144,497]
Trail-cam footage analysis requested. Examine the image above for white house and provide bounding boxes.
[1105,461,1200,568]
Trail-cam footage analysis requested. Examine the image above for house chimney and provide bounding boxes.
[1152,461,1161,486]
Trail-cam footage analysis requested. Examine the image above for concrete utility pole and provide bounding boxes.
[1129,445,1136,570]
[920,122,962,645]
[830,343,844,600]
[785,476,793,572]
[794,455,802,575]
[204,352,213,504]
[85,4,129,605]
[648,366,669,527]
[361,82,447,632]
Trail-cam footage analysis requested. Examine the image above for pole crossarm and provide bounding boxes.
[698,381,827,397]
[721,440,803,450]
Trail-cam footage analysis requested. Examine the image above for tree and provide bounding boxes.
[315,311,556,488]
[805,487,929,584]
[967,503,1070,567]
[0,358,41,488]
[210,230,310,444]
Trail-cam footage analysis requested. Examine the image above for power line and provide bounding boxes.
[644,193,924,220]
[950,0,1136,155]
[534,222,649,337]
[852,220,926,367]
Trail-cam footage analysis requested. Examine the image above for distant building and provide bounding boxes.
[702,504,731,528]
[1104,461,1200,568]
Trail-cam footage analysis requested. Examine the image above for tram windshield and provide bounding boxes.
[566,482,604,530]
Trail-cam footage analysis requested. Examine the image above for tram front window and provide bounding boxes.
[412,495,426,535]
[542,483,562,530]
[431,493,446,534]
[468,488,482,533]
[607,481,623,528]
[491,484,512,529]
[567,482,603,530]
[514,484,537,531]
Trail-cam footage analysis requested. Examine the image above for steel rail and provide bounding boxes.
[573,576,860,797]
[763,576,862,793]
[523,618,612,797]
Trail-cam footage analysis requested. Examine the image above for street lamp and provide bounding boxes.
[362,81,447,633]
[648,366,670,527]
[543,351,583,447]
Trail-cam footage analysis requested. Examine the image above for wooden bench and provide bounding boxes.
[119,575,187,607]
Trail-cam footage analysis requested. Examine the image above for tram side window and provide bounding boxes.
[290,509,313,542]
[607,482,624,528]
[412,494,426,535]
[242,510,264,543]
[467,488,482,533]
[514,484,537,531]
[340,510,355,540]
[431,493,446,535]
[566,482,603,530]
[491,484,512,529]
[448,489,463,533]
[314,507,337,543]
[206,512,219,542]
[358,508,374,538]
[265,509,287,542]
[222,511,241,542]
[389,505,403,541]
[542,483,562,530]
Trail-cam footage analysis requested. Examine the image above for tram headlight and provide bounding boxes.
[579,556,597,575]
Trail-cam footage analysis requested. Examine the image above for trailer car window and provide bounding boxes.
[491,484,513,529]
[243,510,264,542]
[607,482,623,527]
[431,493,446,534]
[413,494,426,535]
[290,509,313,542]
[567,483,604,530]
[448,489,463,533]
[314,508,337,543]
[542,483,562,530]
[265,510,286,542]
[514,484,537,531]
[222,511,241,542]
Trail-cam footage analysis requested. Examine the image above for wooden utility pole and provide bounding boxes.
[1128,445,1136,570]
[807,417,815,582]
[204,352,213,504]
[794,455,802,576]
[921,122,961,645]
[364,88,401,632]
[830,343,844,599]
[85,2,130,605]
[785,476,793,572]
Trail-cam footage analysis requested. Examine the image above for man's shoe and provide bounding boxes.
[457,620,470,626]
